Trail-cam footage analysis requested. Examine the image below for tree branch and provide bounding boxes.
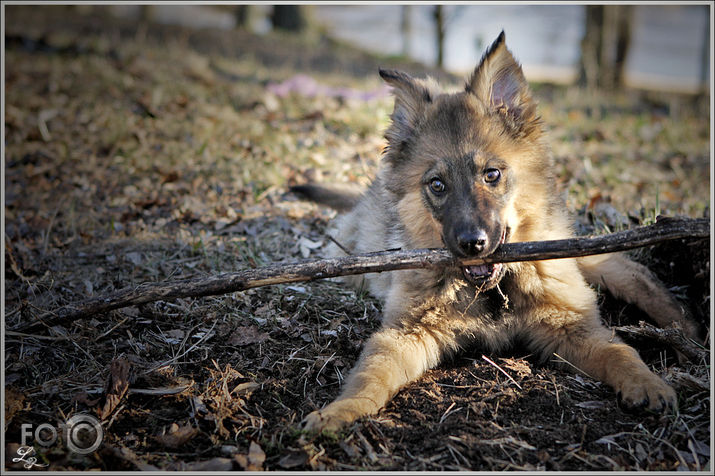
[614,321,709,363]
[12,217,709,333]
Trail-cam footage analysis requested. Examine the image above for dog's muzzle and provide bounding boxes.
[461,227,508,288]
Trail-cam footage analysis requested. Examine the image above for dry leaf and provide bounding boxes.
[339,440,362,459]
[99,357,131,420]
[231,381,259,396]
[4,387,26,427]
[102,445,159,471]
[163,329,186,344]
[228,326,269,346]
[277,450,308,469]
[171,457,233,471]
[72,389,101,407]
[234,441,266,471]
[192,396,208,415]
[125,251,142,266]
[154,422,199,449]
[499,357,532,378]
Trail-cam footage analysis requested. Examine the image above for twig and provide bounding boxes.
[144,321,218,374]
[614,321,708,363]
[327,234,353,255]
[13,217,709,333]
[552,353,594,380]
[550,375,560,406]
[481,355,522,390]
[5,331,70,341]
[439,401,462,424]
[98,317,130,340]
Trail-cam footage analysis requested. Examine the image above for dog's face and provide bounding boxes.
[418,143,513,287]
[380,32,547,289]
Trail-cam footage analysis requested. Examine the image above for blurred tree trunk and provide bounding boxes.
[139,5,154,23]
[578,5,633,90]
[604,5,633,89]
[401,5,412,57]
[234,5,249,28]
[433,6,445,68]
[579,5,602,90]
[271,5,306,32]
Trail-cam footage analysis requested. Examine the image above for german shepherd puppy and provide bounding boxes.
[292,32,698,433]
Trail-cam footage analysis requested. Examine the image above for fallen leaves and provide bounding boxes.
[196,362,264,439]
[98,357,131,420]
[4,387,26,429]
[169,457,234,471]
[154,421,199,449]
[234,441,266,471]
[228,326,269,347]
[277,449,309,469]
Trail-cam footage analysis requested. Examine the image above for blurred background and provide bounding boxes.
[103,3,711,94]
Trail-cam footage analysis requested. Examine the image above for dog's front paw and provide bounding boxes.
[301,400,363,434]
[301,410,340,434]
[617,373,677,413]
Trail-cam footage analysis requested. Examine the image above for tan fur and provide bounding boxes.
[300,32,696,433]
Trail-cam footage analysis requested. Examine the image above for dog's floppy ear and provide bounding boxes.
[466,31,538,137]
[379,68,436,149]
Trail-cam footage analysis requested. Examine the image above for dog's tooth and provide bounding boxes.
[465,264,489,276]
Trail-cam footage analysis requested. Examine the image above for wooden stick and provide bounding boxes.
[12,217,709,333]
[614,321,709,363]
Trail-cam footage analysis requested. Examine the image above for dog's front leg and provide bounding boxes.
[302,325,445,433]
[527,313,677,413]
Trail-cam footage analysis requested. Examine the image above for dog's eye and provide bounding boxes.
[429,178,446,194]
[484,168,501,183]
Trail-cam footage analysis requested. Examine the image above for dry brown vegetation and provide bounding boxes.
[4,6,711,471]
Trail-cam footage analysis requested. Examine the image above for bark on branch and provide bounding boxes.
[614,321,709,363]
[13,217,709,333]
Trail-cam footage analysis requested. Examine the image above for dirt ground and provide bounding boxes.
[3,6,711,472]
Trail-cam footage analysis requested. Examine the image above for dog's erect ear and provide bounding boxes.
[379,68,436,148]
[466,31,538,136]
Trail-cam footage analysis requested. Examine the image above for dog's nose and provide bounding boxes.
[456,229,488,256]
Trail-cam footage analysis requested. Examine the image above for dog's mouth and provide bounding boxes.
[461,227,508,288]
[463,261,503,284]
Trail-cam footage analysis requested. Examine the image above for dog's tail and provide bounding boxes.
[290,183,364,212]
